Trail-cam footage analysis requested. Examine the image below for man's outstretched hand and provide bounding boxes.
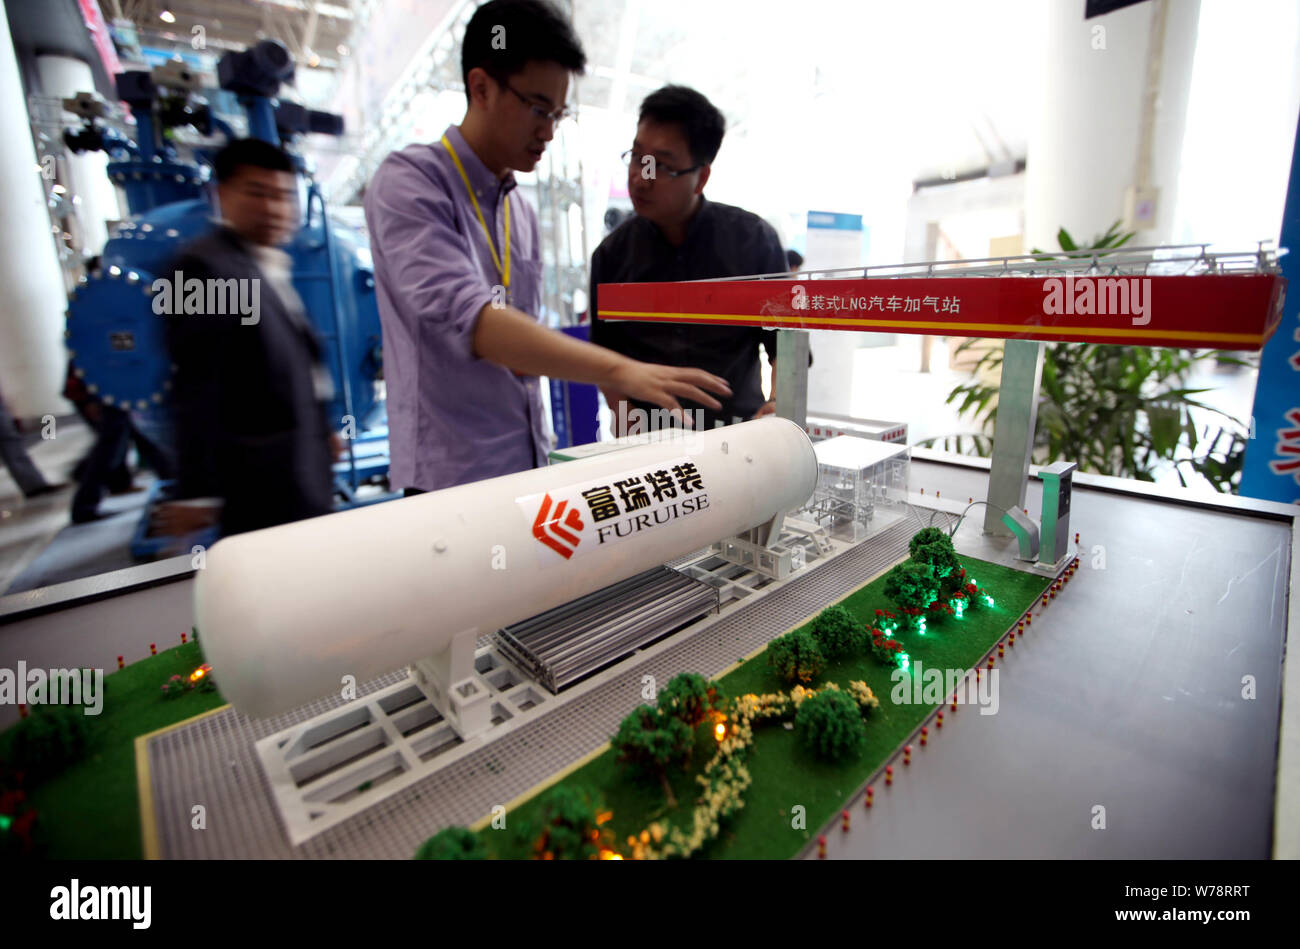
[606,362,731,428]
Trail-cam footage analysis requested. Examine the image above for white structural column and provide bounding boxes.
[0,2,69,418]
[1025,0,1200,249]
[36,54,120,257]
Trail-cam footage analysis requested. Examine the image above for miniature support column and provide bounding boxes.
[410,628,493,740]
[982,339,1045,537]
[774,329,810,430]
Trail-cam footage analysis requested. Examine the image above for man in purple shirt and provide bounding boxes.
[365,0,730,494]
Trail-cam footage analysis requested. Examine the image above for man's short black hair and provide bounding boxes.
[638,85,726,167]
[213,138,294,183]
[461,0,587,104]
[786,249,804,270]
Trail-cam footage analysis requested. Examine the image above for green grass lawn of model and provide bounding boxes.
[0,637,225,859]
[425,528,1054,860]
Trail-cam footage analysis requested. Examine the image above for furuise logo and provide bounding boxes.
[519,457,711,565]
[531,493,584,559]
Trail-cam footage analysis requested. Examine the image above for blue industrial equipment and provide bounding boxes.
[63,41,389,554]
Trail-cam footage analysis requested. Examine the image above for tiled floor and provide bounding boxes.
[0,415,93,594]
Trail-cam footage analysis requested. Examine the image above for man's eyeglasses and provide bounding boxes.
[621,148,701,179]
[503,81,573,124]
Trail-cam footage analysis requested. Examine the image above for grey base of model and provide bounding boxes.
[2,452,1290,858]
[804,459,1289,859]
[144,518,916,859]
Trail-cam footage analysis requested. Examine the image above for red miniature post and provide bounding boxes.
[117,655,124,670]
[885,765,894,785]
[842,810,850,831]
[920,726,928,746]
[181,631,188,644]
[150,643,157,656]
[818,836,827,858]
[936,711,944,728]
[865,786,874,808]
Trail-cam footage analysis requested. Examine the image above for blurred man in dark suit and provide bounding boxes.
[156,139,340,538]
[0,387,63,500]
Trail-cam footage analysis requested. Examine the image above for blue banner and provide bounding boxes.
[549,325,599,449]
[1241,111,1300,503]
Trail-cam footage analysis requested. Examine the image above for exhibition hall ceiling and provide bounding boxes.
[96,0,360,70]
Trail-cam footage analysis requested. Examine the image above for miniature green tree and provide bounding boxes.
[908,527,951,558]
[524,784,605,860]
[415,826,488,860]
[658,672,719,728]
[766,629,826,685]
[795,689,867,762]
[909,528,964,597]
[613,705,693,808]
[8,704,89,782]
[884,562,941,628]
[810,605,864,659]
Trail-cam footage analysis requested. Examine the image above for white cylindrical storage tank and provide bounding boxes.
[198,417,817,718]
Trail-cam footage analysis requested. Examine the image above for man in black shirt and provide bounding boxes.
[590,85,787,434]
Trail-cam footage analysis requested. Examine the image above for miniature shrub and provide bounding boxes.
[795,689,867,762]
[415,826,487,860]
[810,605,865,659]
[525,784,604,860]
[766,629,825,685]
[7,704,89,782]
[869,631,906,666]
[658,673,719,728]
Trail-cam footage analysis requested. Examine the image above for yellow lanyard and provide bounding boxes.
[441,133,510,296]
